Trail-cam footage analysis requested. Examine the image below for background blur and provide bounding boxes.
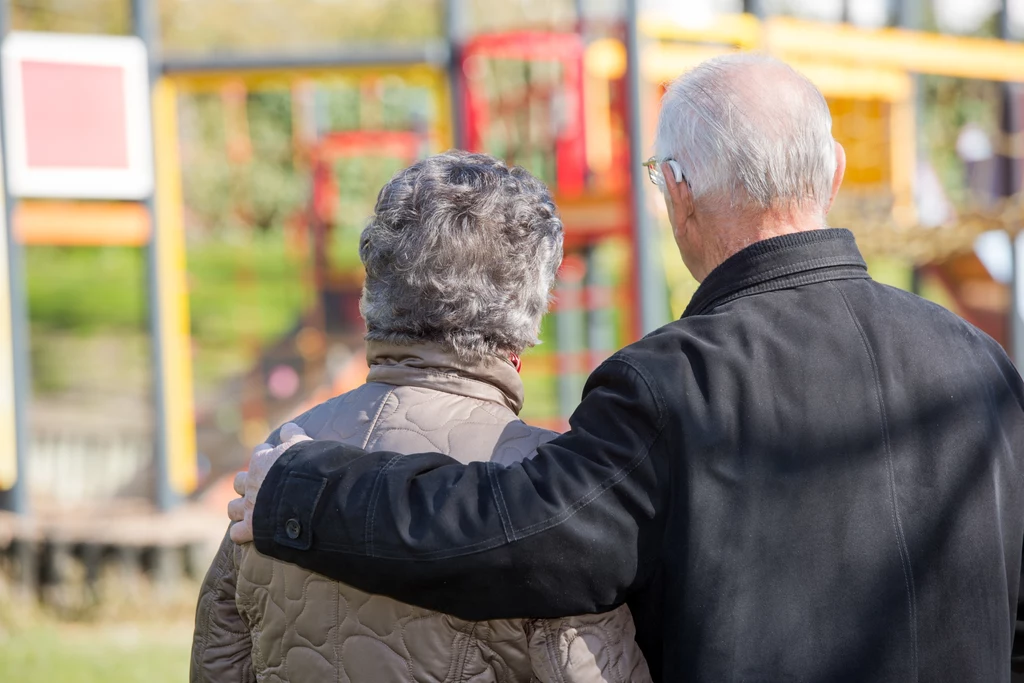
[1,0,1024,680]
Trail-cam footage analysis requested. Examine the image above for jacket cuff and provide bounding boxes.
[253,441,328,554]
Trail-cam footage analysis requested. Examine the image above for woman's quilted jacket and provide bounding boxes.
[191,342,652,683]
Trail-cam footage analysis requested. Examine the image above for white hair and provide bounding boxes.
[654,53,837,213]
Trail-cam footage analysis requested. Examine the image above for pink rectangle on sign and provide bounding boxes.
[21,61,129,169]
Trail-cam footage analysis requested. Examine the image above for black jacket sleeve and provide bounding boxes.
[251,355,671,620]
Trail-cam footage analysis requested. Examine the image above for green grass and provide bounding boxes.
[26,233,310,343]
[24,232,312,391]
[0,621,191,683]
[26,246,148,333]
[185,232,313,390]
[186,232,311,348]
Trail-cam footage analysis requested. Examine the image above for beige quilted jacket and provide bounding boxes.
[191,342,652,683]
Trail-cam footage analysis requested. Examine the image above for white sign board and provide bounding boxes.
[2,32,153,200]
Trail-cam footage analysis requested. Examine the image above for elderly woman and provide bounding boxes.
[190,151,651,683]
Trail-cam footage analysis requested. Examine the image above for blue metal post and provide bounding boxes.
[584,245,615,369]
[0,0,31,516]
[742,0,765,18]
[997,0,1024,367]
[554,257,587,422]
[445,0,465,149]
[625,0,668,335]
[133,0,175,511]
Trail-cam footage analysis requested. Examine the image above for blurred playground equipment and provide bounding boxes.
[1,0,1024,601]
[167,58,452,510]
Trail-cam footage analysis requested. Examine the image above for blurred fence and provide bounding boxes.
[28,429,153,508]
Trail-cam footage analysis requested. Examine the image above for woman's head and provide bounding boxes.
[360,151,564,359]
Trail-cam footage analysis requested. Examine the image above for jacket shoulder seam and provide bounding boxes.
[508,357,667,538]
[363,387,399,556]
[602,356,668,430]
[360,386,398,450]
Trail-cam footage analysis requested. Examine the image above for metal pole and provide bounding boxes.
[742,0,765,19]
[997,0,1024,366]
[133,0,174,511]
[0,0,30,516]
[161,44,451,74]
[584,244,615,369]
[445,0,466,149]
[554,255,586,422]
[625,0,668,335]
[896,0,926,297]
[895,0,921,29]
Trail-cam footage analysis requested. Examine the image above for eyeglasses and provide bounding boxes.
[643,156,684,188]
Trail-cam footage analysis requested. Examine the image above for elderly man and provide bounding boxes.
[231,55,1024,681]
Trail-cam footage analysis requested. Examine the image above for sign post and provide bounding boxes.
[0,28,196,513]
[133,0,172,511]
[0,2,28,514]
[0,112,26,515]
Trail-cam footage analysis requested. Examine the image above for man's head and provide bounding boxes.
[653,54,847,281]
[360,151,564,360]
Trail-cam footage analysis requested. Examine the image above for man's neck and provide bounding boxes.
[697,208,825,281]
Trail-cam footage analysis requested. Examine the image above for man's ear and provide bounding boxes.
[662,161,693,223]
[825,141,846,214]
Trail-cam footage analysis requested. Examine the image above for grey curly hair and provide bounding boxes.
[359,151,564,359]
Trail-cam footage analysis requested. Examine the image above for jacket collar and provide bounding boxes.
[365,341,525,414]
[682,228,871,318]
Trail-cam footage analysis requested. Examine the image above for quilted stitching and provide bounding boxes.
[236,381,650,683]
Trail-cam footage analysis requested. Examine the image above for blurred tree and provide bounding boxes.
[179,93,233,235]
[10,0,442,48]
[11,0,128,34]
[179,91,306,235]
[921,76,1001,209]
[240,91,305,232]
[467,0,576,32]
[160,0,443,52]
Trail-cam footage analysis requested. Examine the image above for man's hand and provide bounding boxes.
[228,422,311,544]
